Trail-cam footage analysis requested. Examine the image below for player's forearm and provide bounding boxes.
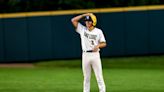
[71,13,91,22]
[71,13,92,28]
[71,14,84,23]
[97,42,107,49]
[93,42,106,52]
[71,14,86,28]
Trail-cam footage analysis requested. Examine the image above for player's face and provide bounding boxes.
[85,21,93,28]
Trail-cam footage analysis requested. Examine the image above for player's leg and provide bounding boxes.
[92,52,106,92]
[82,53,91,92]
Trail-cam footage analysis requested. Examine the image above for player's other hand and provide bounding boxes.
[93,45,99,52]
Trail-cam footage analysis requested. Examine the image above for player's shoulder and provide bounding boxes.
[94,27,103,33]
[78,22,84,27]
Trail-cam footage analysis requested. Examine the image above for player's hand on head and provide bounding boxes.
[86,13,92,15]
[82,13,92,16]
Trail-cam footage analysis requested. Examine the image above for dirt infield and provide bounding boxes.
[0,63,35,68]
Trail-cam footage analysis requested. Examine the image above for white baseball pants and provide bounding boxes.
[82,52,106,92]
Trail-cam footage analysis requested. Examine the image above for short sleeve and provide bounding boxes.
[76,23,85,34]
[99,30,106,42]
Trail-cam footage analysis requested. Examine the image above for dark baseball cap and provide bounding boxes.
[84,16,92,21]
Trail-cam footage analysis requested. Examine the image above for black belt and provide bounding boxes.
[86,50,93,52]
[83,50,93,52]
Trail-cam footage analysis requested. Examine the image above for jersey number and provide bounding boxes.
[91,40,94,45]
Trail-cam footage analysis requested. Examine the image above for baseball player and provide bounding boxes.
[71,13,107,92]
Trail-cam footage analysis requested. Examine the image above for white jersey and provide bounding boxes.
[76,23,106,51]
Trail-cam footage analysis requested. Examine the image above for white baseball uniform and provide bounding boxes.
[76,23,106,92]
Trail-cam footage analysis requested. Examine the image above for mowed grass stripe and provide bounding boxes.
[0,68,164,92]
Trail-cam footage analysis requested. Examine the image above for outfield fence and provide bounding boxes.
[0,5,164,62]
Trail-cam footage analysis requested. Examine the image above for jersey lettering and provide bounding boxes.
[84,31,97,40]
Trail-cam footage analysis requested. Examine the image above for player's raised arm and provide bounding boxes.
[71,13,91,28]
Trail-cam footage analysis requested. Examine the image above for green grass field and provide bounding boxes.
[0,55,164,92]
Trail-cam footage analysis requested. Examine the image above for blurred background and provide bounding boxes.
[0,1,164,92]
[0,0,164,13]
[1,0,164,63]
